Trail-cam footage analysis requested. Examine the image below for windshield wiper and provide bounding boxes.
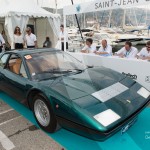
[34,68,85,81]
[37,76,58,81]
[65,69,85,75]
[87,65,94,68]
[70,69,84,72]
[36,69,73,75]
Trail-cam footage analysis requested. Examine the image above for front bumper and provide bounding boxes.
[56,98,150,141]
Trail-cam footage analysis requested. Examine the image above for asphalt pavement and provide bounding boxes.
[0,100,64,150]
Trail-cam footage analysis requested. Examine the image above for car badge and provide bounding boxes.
[121,118,138,135]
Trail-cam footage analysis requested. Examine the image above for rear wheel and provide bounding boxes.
[32,94,57,133]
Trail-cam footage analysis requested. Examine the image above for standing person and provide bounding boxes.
[95,39,112,56]
[81,38,96,53]
[0,33,5,53]
[59,24,68,51]
[2,30,11,51]
[14,26,24,49]
[137,41,150,60]
[25,27,37,48]
[43,37,51,48]
[115,41,138,58]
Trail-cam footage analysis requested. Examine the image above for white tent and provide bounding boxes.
[34,0,92,9]
[0,0,60,48]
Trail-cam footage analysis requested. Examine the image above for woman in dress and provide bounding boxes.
[14,26,24,49]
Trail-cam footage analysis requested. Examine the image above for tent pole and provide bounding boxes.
[64,14,67,51]
[37,0,39,5]
[34,18,37,42]
[55,0,58,14]
[71,0,84,42]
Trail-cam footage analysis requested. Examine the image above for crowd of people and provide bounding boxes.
[0,24,150,61]
[80,38,150,61]
[57,24,150,61]
[0,26,52,52]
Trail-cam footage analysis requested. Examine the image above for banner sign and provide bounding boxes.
[63,0,150,15]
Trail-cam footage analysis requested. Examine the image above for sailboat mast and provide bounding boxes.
[123,9,126,30]
[134,8,138,28]
[108,10,112,28]
[146,7,148,25]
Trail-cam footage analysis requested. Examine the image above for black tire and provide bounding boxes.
[31,93,57,133]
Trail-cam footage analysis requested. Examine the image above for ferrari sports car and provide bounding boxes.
[0,49,150,141]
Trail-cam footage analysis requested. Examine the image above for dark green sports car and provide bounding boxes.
[0,49,149,141]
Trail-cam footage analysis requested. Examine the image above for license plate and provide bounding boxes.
[121,117,138,135]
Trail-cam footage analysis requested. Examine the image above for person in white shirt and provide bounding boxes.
[95,39,112,56]
[81,38,96,53]
[115,41,138,58]
[59,24,68,51]
[0,33,5,53]
[137,41,150,60]
[14,26,24,49]
[25,27,37,48]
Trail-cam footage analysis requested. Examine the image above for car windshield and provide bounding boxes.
[25,51,86,80]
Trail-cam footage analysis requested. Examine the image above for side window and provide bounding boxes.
[6,54,27,78]
[20,63,28,78]
[0,54,10,68]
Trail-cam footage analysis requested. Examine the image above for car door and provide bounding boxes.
[0,53,11,91]
[2,53,29,103]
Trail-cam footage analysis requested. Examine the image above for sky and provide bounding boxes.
[34,0,93,9]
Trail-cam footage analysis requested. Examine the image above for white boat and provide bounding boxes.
[100,28,150,46]
[67,26,78,37]
[92,32,117,47]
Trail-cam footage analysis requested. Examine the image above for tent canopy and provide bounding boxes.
[0,0,60,49]
[34,0,92,9]
[0,0,59,18]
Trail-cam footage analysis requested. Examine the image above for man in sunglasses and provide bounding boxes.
[137,41,150,60]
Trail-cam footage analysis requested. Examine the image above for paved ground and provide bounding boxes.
[0,100,64,150]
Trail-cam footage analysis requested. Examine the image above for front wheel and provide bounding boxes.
[32,94,57,133]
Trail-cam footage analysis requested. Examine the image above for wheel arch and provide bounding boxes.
[27,88,49,110]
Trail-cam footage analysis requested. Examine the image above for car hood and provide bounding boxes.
[48,67,126,100]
